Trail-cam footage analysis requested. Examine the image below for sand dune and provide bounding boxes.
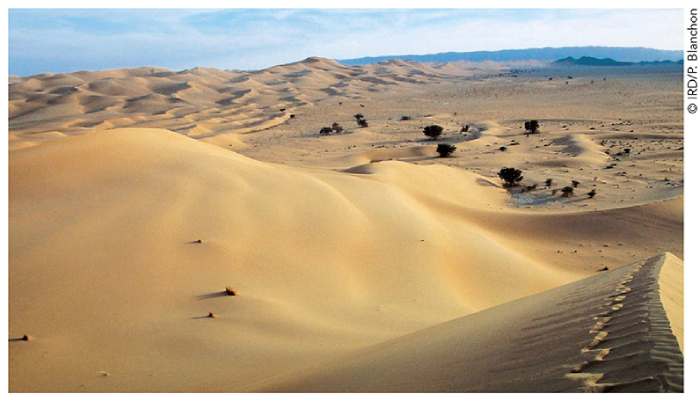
[264,253,683,392]
[540,133,609,167]
[8,58,504,148]
[8,128,577,391]
[8,58,683,392]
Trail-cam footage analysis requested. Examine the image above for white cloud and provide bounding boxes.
[9,9,683,75]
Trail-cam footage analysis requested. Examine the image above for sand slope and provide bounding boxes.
[265,253,683,392]
[9,128,575,391]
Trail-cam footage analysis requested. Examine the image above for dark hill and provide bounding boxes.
[340,46,682,65]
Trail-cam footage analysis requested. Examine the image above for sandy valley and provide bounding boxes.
[8,57,683,392]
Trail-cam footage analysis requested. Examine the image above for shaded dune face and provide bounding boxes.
[8,128,682,392]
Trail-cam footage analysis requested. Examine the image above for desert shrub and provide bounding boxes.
[587,189,597,198]
[423,125,443,140]
[436,143,456,158]
[561,186,574,197]
[499,146,507,152]
[332,122,344,134]
[545,178,553,187]
[524,120,540,135]
[498,167,523,187]
[353,113,368,127]
[571,180,580,188]
[460,124,470,133]
[319,127,333,135]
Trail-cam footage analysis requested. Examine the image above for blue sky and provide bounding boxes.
[9,8,683,76]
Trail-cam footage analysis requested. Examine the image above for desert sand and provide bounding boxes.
[8,58,683,392]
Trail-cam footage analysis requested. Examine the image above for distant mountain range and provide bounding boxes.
[554,56,633,66]
[339,46,682,65]
[554,56,683,67]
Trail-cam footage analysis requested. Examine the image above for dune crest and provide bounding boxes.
[264,253,683,392]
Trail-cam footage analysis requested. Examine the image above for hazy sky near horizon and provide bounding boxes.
[9,8,683,76]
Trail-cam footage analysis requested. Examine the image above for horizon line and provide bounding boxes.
[10,45,684,78]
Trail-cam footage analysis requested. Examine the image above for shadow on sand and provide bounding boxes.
[196,291,229,301]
